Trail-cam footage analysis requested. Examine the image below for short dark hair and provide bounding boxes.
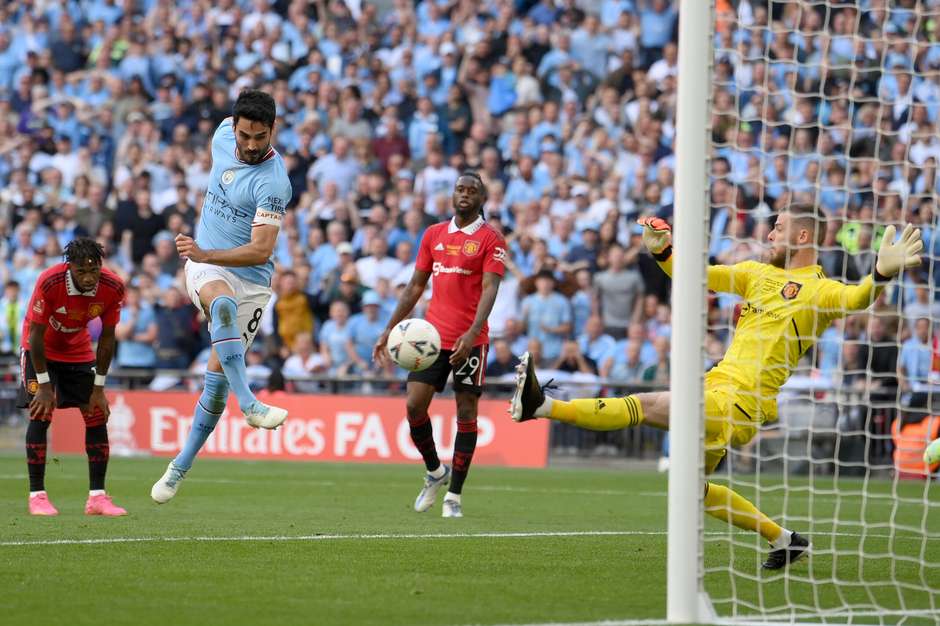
[458,169,487,214]
[64,237,104,266]
[458,169,487,198]
[786,203,826,247]
[233,89,276,128]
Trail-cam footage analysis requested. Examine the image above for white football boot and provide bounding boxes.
[414,465,451,512]
[244,401,288,429]
[151,462,188,504]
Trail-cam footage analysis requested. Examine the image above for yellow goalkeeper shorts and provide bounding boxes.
[703,371,772,475]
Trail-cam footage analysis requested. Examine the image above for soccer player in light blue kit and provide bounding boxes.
[152,90,292,504]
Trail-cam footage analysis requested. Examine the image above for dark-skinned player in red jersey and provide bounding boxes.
[373,171,505,518]
[18,238,127,516]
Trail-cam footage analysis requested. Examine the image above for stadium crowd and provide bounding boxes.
[1,0,940,454]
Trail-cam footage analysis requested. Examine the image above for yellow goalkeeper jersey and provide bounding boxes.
[660,257,882,417]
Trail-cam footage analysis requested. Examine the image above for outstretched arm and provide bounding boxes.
[818,223,923,313]
[637,217,754,297]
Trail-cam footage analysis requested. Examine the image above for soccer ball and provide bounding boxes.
[924,437,940,466]
[386,318,441,372]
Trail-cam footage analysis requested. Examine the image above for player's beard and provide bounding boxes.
[768,245,788,268]
[238,142,270,164]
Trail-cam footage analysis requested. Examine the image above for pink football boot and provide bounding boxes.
[28,492,59,516]
[85,494,128,516]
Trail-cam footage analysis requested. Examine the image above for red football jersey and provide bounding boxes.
[21,263,125,363]
[415,217,506,350]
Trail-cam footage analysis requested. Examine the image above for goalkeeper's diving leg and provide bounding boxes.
[508,352,810,569]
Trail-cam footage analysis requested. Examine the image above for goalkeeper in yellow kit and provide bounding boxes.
[509,205,924,569]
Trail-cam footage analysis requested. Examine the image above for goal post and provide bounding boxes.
[667,1,940,624]
[667,0,714,622]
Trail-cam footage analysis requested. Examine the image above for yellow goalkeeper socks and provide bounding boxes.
[547,395,645,430]
[704,482,784,544]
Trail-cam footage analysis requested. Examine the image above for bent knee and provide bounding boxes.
[209,295,238,326]
[406,402,430,421]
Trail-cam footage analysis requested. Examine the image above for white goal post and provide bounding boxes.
[667,0,713,622]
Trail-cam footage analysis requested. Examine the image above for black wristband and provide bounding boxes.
[872,268,891,283]
[653,245,673,263]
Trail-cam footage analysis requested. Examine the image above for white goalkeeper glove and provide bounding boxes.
[875,223,923,279]
[637,216,672,256]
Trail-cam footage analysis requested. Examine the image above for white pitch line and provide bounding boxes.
[0,530,654,548]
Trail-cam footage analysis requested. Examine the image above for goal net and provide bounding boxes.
[678,0,940,624]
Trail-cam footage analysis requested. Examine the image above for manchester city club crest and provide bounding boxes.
[221,169,235,185]
[780,281,802,300]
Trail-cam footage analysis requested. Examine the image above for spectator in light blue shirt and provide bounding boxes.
[899,317,934,391]
[601,0,635,28]
[85,0,123,25]
[0,32,20,92]
[319,300,353,374]
[408,97,440,163]
[488,62,517,117]
[603,337,648,382]
[570,268,593,338]
[307,136,360,196]
[504,157,543,212]
[521,270,573,364]
[578,315,617,367]
[819,166,848,215]
[570,16,611,80]
[116,286,158,369]
[118,37,154,93]
[346,291,388,373]
[816,325,843,378]
[537,33,572,79]
[308,222,347,294]
[639,0,677,65]
[416,2,451,39]
[387,209,425,262]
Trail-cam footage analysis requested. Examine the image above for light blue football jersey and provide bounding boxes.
[196,118,292,287]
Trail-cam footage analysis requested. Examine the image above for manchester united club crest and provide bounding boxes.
[462,240,481,256]
[89,303,104,318]
[27,379,39,394]
[780,281,802,300]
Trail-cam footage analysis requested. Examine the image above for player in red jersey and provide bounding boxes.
[17,238,127,516]
[373,171,505,518]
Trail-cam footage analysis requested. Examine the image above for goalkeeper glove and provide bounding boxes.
[637,216,672,258]
[875,223,923,279]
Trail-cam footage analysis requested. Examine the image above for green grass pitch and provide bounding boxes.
[0,454,937,626]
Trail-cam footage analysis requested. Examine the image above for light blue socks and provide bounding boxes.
[209,296,256,411]
[173,370,228,471]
